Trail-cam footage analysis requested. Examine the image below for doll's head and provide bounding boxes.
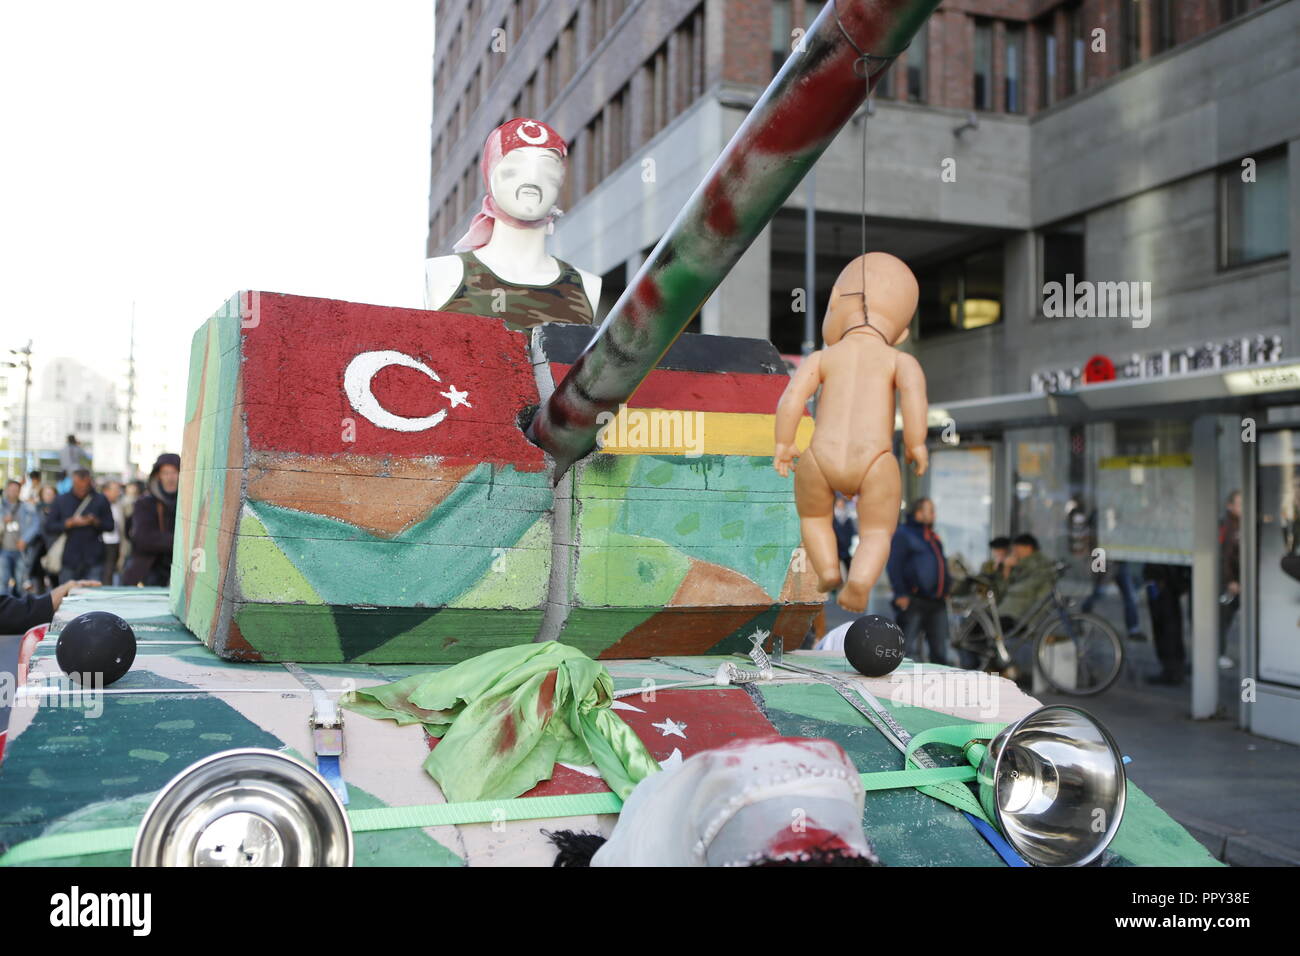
[822,252,919,346]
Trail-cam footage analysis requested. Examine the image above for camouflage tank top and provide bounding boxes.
[441,251,595,332]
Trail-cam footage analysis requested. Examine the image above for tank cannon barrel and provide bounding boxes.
[528,0,941,476]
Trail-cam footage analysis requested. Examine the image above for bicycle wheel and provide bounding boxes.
[1033,611,1124,695]
[951,611,997,672]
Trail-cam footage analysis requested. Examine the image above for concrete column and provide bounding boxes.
[700,224,771,339]
[1191,414,1220,719]
[1002,231,1036,391]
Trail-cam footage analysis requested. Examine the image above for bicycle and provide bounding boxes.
[949,560,1125,696]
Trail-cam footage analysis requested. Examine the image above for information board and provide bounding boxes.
[1096,454,1194,565]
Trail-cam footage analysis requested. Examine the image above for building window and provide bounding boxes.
[1039,21,1057,108]
[1221,1,1250,23]
[649,43,669,136]
[1121,0,1141,68]
[545,43,558,106]
[907,20,927,102]
[1066,4,1085,95]
[608,85,629,171]
[587,112,605,192]
[973,20,993,111]
[561,16,577,87]
[1004,24,1024,114]
[1152,0,1176,54]
[1220,150,1289,268]
[1039,219,1086,306]
[772,0,791,75]
[671,6,705,113]
[917,245,1004,337]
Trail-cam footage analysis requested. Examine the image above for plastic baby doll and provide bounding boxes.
[774,252,930,613]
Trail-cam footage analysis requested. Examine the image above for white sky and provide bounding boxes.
[1,1,435,376]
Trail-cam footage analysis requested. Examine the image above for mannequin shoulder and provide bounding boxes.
[424,255,466,310]
[574,267,602,314]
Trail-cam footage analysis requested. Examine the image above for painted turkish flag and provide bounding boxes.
[521,688,780,797]
[239,293,544,470]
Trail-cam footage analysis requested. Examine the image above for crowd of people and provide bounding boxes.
[0,439,180,634]
[822,490,1242,688]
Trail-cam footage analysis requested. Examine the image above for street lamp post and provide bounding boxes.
[4,341,33,475]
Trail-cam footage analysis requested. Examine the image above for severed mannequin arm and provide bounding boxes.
[774,352,822,477]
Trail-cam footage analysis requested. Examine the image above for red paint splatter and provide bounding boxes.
[633,276,663,313]
[703,178,738,236]
[766,824,853,858]
[498,712,518,754]
[537,670,558,718]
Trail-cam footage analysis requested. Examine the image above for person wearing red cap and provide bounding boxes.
[425,118,602,331]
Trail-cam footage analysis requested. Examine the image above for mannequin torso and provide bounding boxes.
[426,219,601,325]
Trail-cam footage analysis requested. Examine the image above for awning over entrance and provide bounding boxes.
[928,359,1300,432]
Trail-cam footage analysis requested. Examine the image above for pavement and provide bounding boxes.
[819,590,1300,867]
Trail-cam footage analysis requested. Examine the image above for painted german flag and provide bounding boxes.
[538,326,814,457]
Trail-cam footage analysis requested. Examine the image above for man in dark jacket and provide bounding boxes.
[44,469,115,584]
[0,579,101,634]
[886,497,950,664]
[124,453,180,587]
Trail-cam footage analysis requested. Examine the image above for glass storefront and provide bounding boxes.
[1255,430,1300,689]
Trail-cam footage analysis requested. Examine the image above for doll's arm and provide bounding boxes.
[896,352,929,476]
[773,351,822,477]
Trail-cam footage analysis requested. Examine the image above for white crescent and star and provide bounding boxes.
[651,717,688,739]
[516,121,548,145]
[343,350,472,432]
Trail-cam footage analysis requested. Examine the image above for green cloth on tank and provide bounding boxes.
[344,642,659,803]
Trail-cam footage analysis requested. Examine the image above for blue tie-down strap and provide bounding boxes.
[316,754,349,806]
[963,811,1029,867]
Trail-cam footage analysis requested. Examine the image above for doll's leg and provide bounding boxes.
[794,447,842,593]
[838,451,901,613]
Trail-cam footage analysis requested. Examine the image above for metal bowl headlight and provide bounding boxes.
[132,749,352,867]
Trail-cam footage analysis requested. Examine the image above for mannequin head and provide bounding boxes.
[489,145,565,222]
[822,252,919,346]
[454,118,570,253]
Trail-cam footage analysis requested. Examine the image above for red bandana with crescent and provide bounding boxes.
[453,118,568,252]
